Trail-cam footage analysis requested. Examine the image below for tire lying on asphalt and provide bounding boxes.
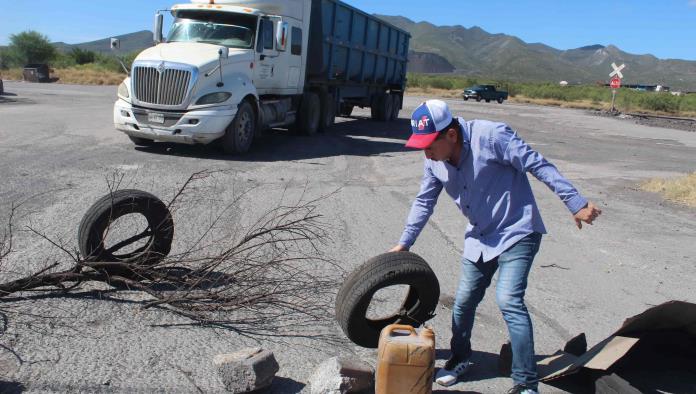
[78,189,174,266]
[335,251,440,348]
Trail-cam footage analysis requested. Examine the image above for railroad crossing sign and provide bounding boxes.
[610,62,625,79]
[610,76,621,89]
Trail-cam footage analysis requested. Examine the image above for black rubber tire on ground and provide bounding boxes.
[221,100,256,154]
[339,103,354,117]
[485,99,491,103]
[318,93,336,132]
[297,92,321,135]
[335,251,440,348]
[128,136,156,146]
[476,97,482,102]
[497,97,504,104]
[78,189,174,266]
[463,96,469,101]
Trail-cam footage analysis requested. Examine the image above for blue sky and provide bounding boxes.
[2,0,696,60]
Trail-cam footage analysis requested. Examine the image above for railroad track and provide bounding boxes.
[625,112,696,123]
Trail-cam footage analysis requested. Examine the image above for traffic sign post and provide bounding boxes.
[610,76,621,112]
[609,63,625,113]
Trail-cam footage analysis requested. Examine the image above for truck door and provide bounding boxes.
[254,17,279,94]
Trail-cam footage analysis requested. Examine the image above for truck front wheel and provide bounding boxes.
[497,97,504,104]
[222,101,255,154]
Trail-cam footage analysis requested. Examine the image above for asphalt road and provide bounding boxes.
[1,81,695,393]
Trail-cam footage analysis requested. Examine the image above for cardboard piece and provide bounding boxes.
[537,300,696,382]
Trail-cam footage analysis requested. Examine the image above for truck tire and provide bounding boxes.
[319,94,336,132]
[78,189,174,266]
[463,96,469,101]
[128,136,156,147]
[389,94,401,121]
[381,94,394,122]
[335,251,440,348]
[339,103,354,117]
[370,95,384,120]
[497,97,504,104]
[485,99,491,103]
[297,92,321,135]
[476,97,482,102]
[222,101,256,154]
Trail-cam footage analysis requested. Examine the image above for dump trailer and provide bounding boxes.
[113,0,410,154]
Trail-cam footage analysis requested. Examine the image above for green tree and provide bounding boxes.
[7,30,57,66]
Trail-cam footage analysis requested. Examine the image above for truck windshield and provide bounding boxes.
[167,11,257,49]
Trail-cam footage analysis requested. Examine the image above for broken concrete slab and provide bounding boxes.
[309,356,374,394]
[213,347,279,393]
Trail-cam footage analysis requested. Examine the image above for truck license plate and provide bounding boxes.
[148,112,165,124]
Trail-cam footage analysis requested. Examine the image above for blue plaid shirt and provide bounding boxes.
[399,117,588,262]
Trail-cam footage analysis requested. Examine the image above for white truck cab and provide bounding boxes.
[114,0,409,154]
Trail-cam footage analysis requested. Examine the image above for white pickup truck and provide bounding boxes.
[113,0,410,154]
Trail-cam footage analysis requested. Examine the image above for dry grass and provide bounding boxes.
[1,67,123,85]
[641,172,696,207]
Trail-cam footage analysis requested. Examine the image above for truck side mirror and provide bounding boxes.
[154,13,164,44]
[276,21,288,51]
[218,47,229,59]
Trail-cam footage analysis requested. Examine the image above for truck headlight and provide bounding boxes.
[118,82,129,99]
[196,92,231,105]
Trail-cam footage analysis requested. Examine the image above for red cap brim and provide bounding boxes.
[405,132,439,149]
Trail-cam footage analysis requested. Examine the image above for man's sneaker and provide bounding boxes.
[507,383,539,394]
[434,357,471,386]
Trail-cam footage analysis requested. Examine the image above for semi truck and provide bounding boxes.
[113,0,410,154]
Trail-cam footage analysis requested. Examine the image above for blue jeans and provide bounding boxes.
[450,232,542,388]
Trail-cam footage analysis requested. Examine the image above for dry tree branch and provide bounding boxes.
[0,171,344,344]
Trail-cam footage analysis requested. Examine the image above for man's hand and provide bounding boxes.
[389,244,409,252]
[574,202,602,229]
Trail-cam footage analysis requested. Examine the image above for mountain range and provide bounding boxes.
[378,15,696,90]
[51,17,696,91]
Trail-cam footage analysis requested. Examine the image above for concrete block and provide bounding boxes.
[213,347,279,393]
[309,356,374,394]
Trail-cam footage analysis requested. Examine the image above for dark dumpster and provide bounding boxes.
[22,64,50,83]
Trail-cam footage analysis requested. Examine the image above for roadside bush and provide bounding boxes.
[70,48,96,65]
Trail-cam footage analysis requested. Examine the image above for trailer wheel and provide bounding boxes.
[370,95,383,120]
[319,94,336,132]
[497,97,504,104]
[297,92,321,135]
[78,189,174,266]
[381,94,394,122]
[335,251,440,348]
[222,100,256,154]
[389,94,401,121]
[128,136,156,147]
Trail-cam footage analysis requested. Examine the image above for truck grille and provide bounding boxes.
[133,66,192,106]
